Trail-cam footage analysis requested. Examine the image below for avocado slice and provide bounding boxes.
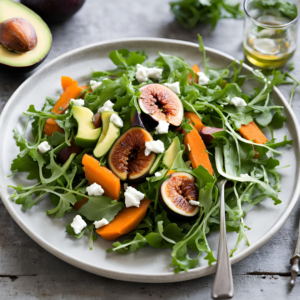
[163,137,181,169]
[93,111,120,158]
[72,106,101,148]
[0,0,52,68]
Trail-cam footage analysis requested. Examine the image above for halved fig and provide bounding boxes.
[160,172,199,219]
[139,84,183,127]
[108,126,156,183]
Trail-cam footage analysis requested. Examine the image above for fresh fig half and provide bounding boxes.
[139,84,183,127]
[160,172,199,219]
[108,126,156,183]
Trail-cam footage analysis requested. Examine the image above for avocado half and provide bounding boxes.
[0,0,52,70]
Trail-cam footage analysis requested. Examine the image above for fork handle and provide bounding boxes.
[212,179,234,299]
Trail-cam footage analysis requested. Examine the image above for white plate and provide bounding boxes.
[0,38,299,283]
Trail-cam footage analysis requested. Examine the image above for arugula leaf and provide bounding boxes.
[78,197,123,222]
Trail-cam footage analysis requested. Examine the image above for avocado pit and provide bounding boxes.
[0,17,37,53]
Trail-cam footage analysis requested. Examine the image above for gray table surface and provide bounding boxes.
[1,0,300,299]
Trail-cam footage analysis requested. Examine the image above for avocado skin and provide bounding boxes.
[0,52,49,73]
[21,0,86,23]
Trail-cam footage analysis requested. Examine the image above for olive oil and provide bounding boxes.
[243,2,298,68]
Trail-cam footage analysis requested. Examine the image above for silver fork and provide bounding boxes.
[212,178,234,299]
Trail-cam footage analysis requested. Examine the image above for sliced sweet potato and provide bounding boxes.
[82,154,121,200]
[239,121,268,144]
[188,64,200,83]
[96,198,151,240]
[44,118,64,136]
[184,127,214,176]
[184,112,204,132]
[61,76,75,91]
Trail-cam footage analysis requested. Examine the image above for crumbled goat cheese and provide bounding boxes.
[155,171,162,177]
[71,215,87,234]
[97,100,114,113]
[90,80,102,91]
[38,141,51,154]
[189,200,200,206]
[70,99,85,106]
[164,82,180,94]
[110,114,124,128]
[230,97,247,107]
[94,218,109,229]
[197,72,210,85]
[155,120,169,135]
[145,140,165,156]
[135,64,163,83]
[86,183,104,196]
[124,186,145,208]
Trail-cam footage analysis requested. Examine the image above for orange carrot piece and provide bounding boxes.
[61,76,75,91]
[184,127,214,175]
[239,121,268,144]
[167,170,175,176]
[184,112,204,132]
[96,198,151,240]
[52,81,83,114]
[82,154,121,200]
[73,197,88,211]
[44,118,64,136]
[188,64,201,83]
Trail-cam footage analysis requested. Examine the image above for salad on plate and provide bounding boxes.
[9,35,292,273]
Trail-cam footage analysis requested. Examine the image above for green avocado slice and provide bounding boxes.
[93,111,120,158]
[72,106,101,148]
[163,137,181,169]
[0,0,52,67]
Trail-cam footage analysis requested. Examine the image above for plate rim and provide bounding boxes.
[0,37,299,283]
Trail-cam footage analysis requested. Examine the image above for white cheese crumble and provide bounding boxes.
[155,171,162,177]
[124,186,145,208]
[110,114,124,128]
[189,200,200,206]
[90,80,102,91]
[135,64,163,83]
[70,99,85,106]
[86,182,104,196]
[38,141,51,154]
[155,120,170,135]
[71,215,87,234]
[145,140,165,156]
[164,82,180,94]
[97,100,115,113]
[230,97,247,107]
[197,72,210,85]
[94,218,109,229]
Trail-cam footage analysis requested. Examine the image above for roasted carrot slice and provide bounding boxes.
[188,64,201,83]
[73,197,88,211]
[52,81,83,114]
[82,154,121,200]
[184,127,214,175]
[184,112,204,132]
[61,76,75,91]
[239,121,268,144]
[44,118,64,136]
[167,170,175,176]
[96,198,151,240]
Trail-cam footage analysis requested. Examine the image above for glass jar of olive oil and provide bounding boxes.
[243,0,300,68]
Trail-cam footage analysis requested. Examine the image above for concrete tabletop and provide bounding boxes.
[1,0,300,299]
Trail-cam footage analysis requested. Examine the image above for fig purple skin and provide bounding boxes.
[57,141,82,164]
[21,0,86,23]
[200,126,225,145]
[131,111,145,129]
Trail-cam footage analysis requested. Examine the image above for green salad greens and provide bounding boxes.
[9,35,292,273]
[170,0,244,30]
